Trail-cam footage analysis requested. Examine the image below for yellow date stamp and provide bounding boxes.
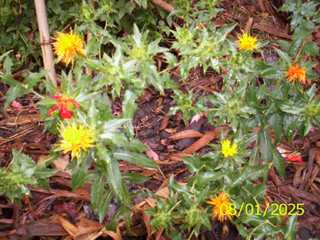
[227,203,304,217]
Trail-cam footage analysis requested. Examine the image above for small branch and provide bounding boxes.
[151,0,174,12]
[34,0,57,86]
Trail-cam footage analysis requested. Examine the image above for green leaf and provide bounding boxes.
[198,172,225,182]
[102,119,131,132]
[0,51,12,63]
[97,146,130,205]
[274,48,291,64]
[124,172,150,184]
[113,151,157,168]
[164,52,177,66]
[4,84,26,109]
[231,166,267,187]
[91,176,111,223]
[280,104,303,115]
[304,42,320,57]
[258,129,273,163]
[284,215,297,240]
[3,55,13,73]
[122,90,137,119]
[71,164,90,190]
[272,146,285,177]
[0,150,52,202]
[25,72,44,89]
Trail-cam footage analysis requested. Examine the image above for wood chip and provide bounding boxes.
[253,21,291,40]
[169,129,203,140]
[183,128,224,154]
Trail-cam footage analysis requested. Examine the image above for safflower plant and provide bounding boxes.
[148,136,296,239]
[37,61,159,223]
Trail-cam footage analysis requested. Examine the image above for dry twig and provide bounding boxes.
[34,0,57,86]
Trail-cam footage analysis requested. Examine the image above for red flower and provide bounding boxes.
[48,95,80,120]
[59,106,73,119]
[285,153,304,164]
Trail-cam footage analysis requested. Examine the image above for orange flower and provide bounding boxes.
[207,192,232,222]
[48,95,80,120]
[286,64,307,84]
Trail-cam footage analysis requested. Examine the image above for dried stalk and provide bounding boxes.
[34,0,57,86]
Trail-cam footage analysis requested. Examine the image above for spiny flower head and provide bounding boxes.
[221,139,238,158]
[207,192,232,222]
[53,31,85,65]
[238,33,257,51]
[57,123,95,159]
[48,95,80,120]
[286,64,307,84]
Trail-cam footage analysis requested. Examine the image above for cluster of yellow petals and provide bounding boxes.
[207,192,232,222]
[57,123,95,159]
[221,139,238,158]
[53,31,85,65]
[238,33,257,52]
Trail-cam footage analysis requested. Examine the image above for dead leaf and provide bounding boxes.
[143,214,153,239]
[30,188,90,201]
[53,155,70,171]
[159,115,169,130]
[58,216,106,240]
[155,187,169,199]
[190,112,207,124]
[146,149,160,161]
[244,17,254,33]
[15,216,67,237]
[155,228,165,240]
[58,216,78,238]
[253,21,291,39]
[102,230,122,240]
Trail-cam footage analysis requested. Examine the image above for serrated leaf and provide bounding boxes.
[102,119,131,132]
[231,166,267,187]
[274,48,291,64]
[122,90,137,119]
[91,176,111,223]
[4,85,27,109]
[113,151,157,168]
[97,146,130,205]
[280,104,303,115]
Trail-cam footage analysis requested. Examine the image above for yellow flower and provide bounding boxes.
[57,123,95,159]
[221,139,238,158]
[286,64,307,84]
[207,192,232,222]
[129,46,147,61]
[53,31,85,65]
[238,33,257,51]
